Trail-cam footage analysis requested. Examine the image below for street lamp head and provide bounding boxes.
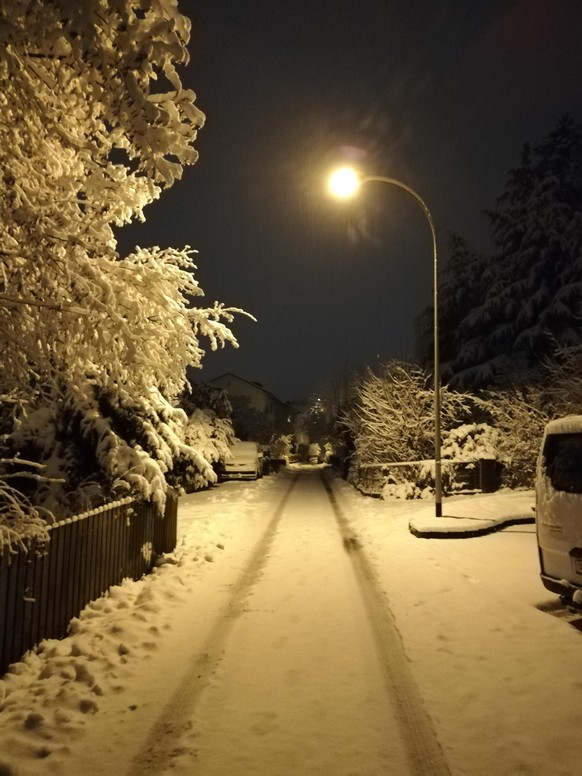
[327,166,362,199]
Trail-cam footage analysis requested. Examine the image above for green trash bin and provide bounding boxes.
[479,458,499,493]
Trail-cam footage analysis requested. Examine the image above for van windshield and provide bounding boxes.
[543,433,582,493]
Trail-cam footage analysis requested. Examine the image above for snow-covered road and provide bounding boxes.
[127,470,446,776]
[1,466,581,775]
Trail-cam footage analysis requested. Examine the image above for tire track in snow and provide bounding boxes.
[125,473,300,776]
[321,472,452,776]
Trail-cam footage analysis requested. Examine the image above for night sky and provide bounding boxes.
[118,0,582,404]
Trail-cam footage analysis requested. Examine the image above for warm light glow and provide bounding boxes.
[328,166,361,198]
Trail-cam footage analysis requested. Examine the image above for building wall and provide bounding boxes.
[208,374,272,413]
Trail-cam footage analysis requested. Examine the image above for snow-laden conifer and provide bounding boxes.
[451,116,582,389]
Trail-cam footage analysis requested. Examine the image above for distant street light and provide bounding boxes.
[328,166,443,518]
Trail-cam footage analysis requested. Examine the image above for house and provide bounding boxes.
[207,373,296,439]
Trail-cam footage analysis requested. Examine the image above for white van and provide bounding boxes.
[221,441,264,481]
[536,415,582,601]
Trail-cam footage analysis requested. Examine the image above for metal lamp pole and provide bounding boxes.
[359,175,443,518]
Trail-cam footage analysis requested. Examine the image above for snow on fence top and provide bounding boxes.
[49,496,136,529]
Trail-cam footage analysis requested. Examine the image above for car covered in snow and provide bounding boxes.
[536,415,582,602]
[220,440,264,481]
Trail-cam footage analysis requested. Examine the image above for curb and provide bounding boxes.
[409,515,535,539]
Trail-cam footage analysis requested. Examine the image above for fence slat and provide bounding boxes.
[5,547,26,668]
[0,547,10,672]
[29,542,49,651]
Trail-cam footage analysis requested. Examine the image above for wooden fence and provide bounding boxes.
[0,493,177,677]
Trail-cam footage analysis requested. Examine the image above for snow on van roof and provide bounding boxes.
[545,415,582,435]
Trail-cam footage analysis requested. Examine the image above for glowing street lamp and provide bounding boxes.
[328,166,443,518]
[328,166,361,198]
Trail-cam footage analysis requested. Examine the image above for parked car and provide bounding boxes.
[536,415,582,601]
[220,441,264,481]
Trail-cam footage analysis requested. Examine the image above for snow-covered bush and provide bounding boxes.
[342,361,474,469]
[308,442,321,463]
[441,423,500,462]
[0,1,245,520]
[546,345,582,416]
[270,434,293,460]
[485,386,550,488]
[342,362,508,498]
[381,462,434,501]
[179,383,234,490]
[0,463,53,551]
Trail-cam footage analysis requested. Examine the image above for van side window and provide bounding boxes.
[544,433,582,494]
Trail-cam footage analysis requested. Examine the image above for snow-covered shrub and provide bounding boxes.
[0,1,247,520]
[442,423,500,462]
[322,441,333,462]
[546,345,582,417]
[342,362,506,498]
[2,382,219,514]
[0,465,52,552]
[308,442,321,463]
[381,462,434,501]
[485,387,549,488]
[179,383,234,490]
[342,361,475,473]
[270,434,293,460]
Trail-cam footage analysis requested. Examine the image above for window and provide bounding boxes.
[544,433,582,494]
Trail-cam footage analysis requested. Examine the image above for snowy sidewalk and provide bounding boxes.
[408,488,535,538]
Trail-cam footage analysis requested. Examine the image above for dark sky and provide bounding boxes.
[118,0,582,403]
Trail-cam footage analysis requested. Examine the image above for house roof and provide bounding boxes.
[207,372,294,411]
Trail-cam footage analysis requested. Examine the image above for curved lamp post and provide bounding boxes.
[328,166,443,518]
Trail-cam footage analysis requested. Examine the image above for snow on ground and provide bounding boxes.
[409,488,535,536]
[339,481,582,776]
[0,468,580,775]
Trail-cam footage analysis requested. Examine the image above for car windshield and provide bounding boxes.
[229,443,258,463]
[543,433,582,493]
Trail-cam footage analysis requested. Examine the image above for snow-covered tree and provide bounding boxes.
[341,360,474,467]
[302,398,330,445]
[0,1,243,515]
[450,116,582,389]
[543,345,582,416]
[226,395,275,444]
[177,383,234,490]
